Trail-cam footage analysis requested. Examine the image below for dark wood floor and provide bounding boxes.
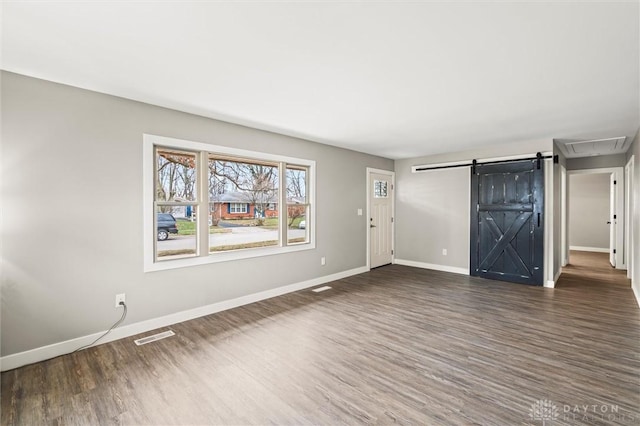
[2,252,639,425]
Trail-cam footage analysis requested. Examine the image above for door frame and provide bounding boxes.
[560,165,568,267]
[566,167,625,269]
[366,168,395,270]
[625,155,635,280]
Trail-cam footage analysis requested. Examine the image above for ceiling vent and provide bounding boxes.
[555,137,628,158]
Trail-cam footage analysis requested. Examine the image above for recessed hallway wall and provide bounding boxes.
[568,173,610,251]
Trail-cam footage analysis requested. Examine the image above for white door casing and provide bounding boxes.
[561,165,568,267]
[368,169,394,269]
[610,173,617,267]
[625,156,635,279]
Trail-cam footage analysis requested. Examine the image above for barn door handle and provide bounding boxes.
[537,213,541,227]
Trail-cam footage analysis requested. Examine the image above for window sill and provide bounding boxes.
[144,242,315,272]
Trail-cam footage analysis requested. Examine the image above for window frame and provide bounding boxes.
[144,134,316,272]
[285,165,311,245]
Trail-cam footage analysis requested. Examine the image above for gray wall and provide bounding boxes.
[395,139,553,275]
[568,174,610,249]
[566,154,626,170]
[395,167,470,269]
[0,72,393,357]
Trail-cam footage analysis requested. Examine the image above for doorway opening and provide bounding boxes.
[565,167,624,269]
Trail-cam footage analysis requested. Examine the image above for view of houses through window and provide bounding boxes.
[154,146,310,261]
[156,149,199,259]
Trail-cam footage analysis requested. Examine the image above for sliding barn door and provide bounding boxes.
[470,159,544,286]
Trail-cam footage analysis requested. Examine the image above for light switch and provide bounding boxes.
[357,209,363,216]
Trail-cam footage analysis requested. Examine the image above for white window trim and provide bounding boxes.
[143,134,316,272]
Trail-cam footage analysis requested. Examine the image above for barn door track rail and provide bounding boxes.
[412,152,559,173]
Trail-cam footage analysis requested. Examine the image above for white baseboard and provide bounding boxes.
[545,269,562,288]
[633,282,640,308]
[394,259,559,288]
[0,266,368,372]
[394,258,469,275]
[569,246,609,253]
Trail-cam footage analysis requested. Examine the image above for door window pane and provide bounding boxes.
[374,180,388,198]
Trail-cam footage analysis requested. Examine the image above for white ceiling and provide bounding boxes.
[2,1,639,160]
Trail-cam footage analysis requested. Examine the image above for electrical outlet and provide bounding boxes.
[115,293,126,308]
[321,256,326,266]
[442,249,448,256]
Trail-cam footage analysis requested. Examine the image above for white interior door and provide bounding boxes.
[610,173,616,267]
[370,172,393,268]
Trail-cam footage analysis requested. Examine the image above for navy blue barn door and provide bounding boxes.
[470,159,544,286]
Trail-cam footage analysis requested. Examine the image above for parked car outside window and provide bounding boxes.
[157,213,179,241]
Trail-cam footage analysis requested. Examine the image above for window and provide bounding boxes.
[374,180,388,198]
[155,148,198,260]
[209,156,279,251]
[229,203,248,214]
[144,135,315,271]
[286,166,309,244]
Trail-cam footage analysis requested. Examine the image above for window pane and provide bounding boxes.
[287,204,308,244]
[374,180,388,198]
[156,149,197,202]
[156,208,197,260]
[287,166,308,244]
[286,166,307,203]
[209,216,279,253]
[208,156,279,252]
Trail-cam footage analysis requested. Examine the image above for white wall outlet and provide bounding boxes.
[357,208,363,216]
[442,249,448,256]
[321,256,326,266]
[115,293,126,308]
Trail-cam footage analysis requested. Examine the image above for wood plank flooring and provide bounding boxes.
[2,251,639,425]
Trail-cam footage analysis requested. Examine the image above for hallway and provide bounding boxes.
[558,250,633,291]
